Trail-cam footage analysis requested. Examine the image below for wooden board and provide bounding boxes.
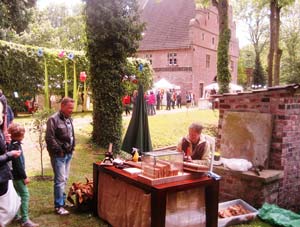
[137,172,198,186]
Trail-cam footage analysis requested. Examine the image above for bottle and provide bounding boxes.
[132,148,139,162]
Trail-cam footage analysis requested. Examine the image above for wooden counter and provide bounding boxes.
[93,163,220,227]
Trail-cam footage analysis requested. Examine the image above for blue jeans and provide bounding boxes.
[51,153,72,208]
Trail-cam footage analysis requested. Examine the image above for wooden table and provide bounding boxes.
[93,163,220,227]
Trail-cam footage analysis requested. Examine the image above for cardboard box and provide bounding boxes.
[218,199,258,227]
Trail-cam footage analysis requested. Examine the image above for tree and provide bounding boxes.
[29,109,54,176]
[13,2,86,51]
[233,0,268,87]
[86,0,144,151]
[252,54,266,86]
[280,0,300,83]
[196,0,231,93]
[0,0,36,39]
[266,0,295,86]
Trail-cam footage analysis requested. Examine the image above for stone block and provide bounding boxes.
[220,111,273,167]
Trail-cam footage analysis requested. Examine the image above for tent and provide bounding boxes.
[203,82,243,97]
[153,78,180,90]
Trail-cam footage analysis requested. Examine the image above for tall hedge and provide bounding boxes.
[86,0,144,151]
[0,40,88,112]
[0,40,151,114]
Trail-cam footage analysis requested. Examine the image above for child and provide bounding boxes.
[8,123,39,227]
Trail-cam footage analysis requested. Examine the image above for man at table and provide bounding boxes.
[177,122,210,161]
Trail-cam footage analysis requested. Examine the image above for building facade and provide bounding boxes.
[136,0,239,101]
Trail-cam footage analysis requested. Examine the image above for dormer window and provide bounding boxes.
[146,54,152,64]
[168,53,177,65]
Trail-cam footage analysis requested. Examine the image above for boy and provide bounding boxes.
[8,123,39,227]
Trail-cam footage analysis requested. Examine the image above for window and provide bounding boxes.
[208,12,210,20]
[212,37,215,45]
[206,55,210,68]
[202,33,205,40]
[146,54,152,64]
[168,53,177,65]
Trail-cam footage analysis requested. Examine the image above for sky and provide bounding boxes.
[37,0,83,9]
[37,0,250,48]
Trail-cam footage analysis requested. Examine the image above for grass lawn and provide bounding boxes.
[7,109,271,227]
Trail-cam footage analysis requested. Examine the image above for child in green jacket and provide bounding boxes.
[8,123,39,227]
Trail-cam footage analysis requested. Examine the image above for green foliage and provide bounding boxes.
[218,28,231,93]
[123,58,153,95]
[253,55,266,86]
[29,109,54,176]
[237,58,248,88]
[0,40,151,114]
[0,0,36,38]
[86,0,145,151]
[0,40,88,112]
[280,1,300,84]
[12,3,87,51]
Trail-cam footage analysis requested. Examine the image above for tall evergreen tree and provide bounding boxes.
[252,54,266,86]
[86,0,144,150]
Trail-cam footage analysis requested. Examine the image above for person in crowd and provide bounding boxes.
[166,90,171,110]
[45,97,75,215]
[6,105,14,127]
[148,91,156,115]
[131,90,138,112]
[177,122,210,161]
[122,94,131,116]
[176,92,182,108]
[171,90,176,109]
[8,123,39,227]
[191,92,196,107]
[156,90,161,110]
[185,91,191,109]
[0,90,8,134]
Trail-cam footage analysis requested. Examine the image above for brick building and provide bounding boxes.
[136,0,239,101]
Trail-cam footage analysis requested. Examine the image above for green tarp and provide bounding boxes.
[121,84,152,154]
[258,203,300,227]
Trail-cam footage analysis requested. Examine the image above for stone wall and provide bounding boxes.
[216,85,300,211]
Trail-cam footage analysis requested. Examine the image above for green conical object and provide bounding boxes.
[121,84,152,154]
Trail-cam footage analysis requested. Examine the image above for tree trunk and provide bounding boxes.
[215,0,231,94]
[273,5,281,85]
[268,0,276,87]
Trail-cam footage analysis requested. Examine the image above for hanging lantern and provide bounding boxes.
[58,51,65,58]
[80,71,87,82]
[68,52,74,60]
[138,63,143,72]
[37,48,43,57]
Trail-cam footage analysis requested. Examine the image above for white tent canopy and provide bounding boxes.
[153,78,180,90]
[203,82,243,98]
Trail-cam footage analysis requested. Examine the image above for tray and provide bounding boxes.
[218,199,258,227]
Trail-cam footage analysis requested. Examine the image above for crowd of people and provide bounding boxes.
[0,91,76,227]
[122,89,196,116]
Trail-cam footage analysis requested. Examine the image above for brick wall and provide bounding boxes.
[216,85,300,210]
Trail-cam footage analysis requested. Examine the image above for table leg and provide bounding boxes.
[151,190,167,227]
[205,180,219,227]
[93,163,99,216]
